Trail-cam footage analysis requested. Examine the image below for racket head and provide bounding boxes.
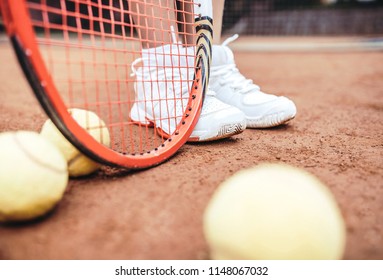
[1,0,212,169]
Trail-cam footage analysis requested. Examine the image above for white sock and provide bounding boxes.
[141,44,195,68]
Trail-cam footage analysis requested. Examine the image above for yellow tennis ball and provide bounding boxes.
[203,163,346,260]
[0,131,68,223]
[40,108,110,177]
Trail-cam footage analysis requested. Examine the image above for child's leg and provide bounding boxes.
[212,0,225,44]
[128,0,178,48]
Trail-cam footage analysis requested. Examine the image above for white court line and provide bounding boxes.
[229,38,383,52]
[2,33,383,52]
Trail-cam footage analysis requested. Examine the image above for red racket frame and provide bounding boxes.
[0,0,213,169]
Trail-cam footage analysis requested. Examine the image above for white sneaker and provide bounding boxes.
[130,44,246,142]
[210,35,297,128]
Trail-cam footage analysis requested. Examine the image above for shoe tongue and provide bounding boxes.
[212,45,235,67]
[141,44,195,67]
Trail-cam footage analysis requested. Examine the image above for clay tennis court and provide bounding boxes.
[0,34,382,259]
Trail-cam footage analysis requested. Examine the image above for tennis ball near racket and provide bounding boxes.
[203,163,346,260]
[0,131,68,223]
[40,108,110,177]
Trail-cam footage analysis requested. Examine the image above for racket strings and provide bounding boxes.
[26,0,199,155]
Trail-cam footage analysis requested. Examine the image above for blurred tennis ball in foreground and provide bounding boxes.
[40,108,110,177]
[203,163,346,260]
[0,131,68,222]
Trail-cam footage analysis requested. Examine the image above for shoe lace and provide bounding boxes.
[130,57,147,78]
[211,64,260,95]
[211,34,261,95]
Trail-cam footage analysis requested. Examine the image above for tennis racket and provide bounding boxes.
[0,0,213,169]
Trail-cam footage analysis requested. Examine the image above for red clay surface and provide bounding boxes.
[0,37,382,260]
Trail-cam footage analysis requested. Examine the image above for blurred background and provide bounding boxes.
[222,0,383,36]
[1,1,382,36]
